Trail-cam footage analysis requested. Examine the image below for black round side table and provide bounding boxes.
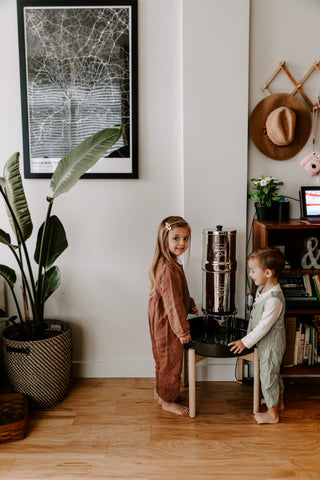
[183,316,259,418]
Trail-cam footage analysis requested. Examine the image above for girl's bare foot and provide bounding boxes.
[254,407,279,424]
[158,397,189,416]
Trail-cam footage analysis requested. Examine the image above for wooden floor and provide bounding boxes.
[1,377,320,480]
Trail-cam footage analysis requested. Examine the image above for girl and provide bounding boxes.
[148,216,198,416]
[228,247,286,424]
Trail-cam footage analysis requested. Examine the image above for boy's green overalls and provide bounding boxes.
[249,287,286,408]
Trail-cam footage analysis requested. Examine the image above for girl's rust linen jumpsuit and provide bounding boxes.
[148,257,196,402]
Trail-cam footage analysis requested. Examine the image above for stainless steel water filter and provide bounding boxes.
[201,225,237,314]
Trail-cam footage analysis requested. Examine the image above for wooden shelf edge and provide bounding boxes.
[281,365,320,376]
[285,308,320,314]
[282,269,320,275]
[254,219,320,229]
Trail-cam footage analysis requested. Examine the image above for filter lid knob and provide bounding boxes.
[216,225,223,231]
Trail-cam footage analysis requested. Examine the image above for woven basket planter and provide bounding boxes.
[0,393,28,442]
[1,320,72,409]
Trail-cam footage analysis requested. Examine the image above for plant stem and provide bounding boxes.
[8,245,36,338]
[36,198,54,333]
[0,186,38,324]
[7,283,28,337]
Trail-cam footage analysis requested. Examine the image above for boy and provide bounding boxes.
[228,247,285,424]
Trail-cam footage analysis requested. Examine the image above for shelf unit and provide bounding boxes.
[253,219,320,375]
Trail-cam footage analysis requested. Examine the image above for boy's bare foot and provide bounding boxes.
[260,393,284,410]
[158,397,189,416]
[254,409,279,424]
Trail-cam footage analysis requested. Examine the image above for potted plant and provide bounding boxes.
[250,175,284,220]
[0,125,123,408]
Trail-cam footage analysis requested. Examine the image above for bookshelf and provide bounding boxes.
[253,219,320,375]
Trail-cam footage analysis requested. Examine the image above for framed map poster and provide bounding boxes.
[17,0,138,178]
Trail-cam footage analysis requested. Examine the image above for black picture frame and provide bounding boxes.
[17,0,138,179]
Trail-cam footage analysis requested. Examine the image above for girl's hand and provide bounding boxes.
[190,305,199,315]
[228,339,246,354]
[180,333,191,344]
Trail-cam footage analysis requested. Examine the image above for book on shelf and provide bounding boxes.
[303,323,311,363]
[279,274,308,295]
[283,316,297,367]
[313,315,320,363]
[312,274,320,301]
[285,295,318,307]
[280,274,319,307]
[283,290,309,297]
[304,275,313,297]
[293,322,302,365]
[309,327,315,366]
[283,316,320,367]
[298,328,305,364]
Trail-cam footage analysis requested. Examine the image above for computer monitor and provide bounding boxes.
[300,186,320,219]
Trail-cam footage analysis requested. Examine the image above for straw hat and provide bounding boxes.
[249,93,311,160]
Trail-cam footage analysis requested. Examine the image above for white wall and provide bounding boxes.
[1,0,319,381]
[183,0,250,313]
[249,0,320,223]
[182,0,250,379]
[0,0,184,377]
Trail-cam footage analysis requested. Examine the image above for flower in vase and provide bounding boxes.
[250,175,284,207]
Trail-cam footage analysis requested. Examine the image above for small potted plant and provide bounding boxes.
[250,175,284,220]
[0,125,123,408]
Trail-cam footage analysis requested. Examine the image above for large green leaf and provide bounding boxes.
[0,229,15,248]
[50,126,123,199]
[3,153,33,242]
[34,215,68,268]
[0,264,16,288]
[39,266,61,301]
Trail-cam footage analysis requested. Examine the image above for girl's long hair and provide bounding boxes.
[149,216,191,296]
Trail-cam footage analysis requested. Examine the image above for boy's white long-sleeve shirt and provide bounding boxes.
[242,284,283,350]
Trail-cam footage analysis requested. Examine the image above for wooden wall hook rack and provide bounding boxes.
[261,60,320,111]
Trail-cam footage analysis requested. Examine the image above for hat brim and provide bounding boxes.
[249,93,311,160]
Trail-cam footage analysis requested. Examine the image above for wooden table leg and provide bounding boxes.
[237,357,244,381]
[182,349,188,387]
[188,348,196,418]
[253,347,260,414]
[238,349,260,414]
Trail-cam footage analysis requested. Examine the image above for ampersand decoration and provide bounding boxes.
[301,236,320,269]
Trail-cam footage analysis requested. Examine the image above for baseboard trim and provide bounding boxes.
[72,360,155,378]
[72,358,238,381]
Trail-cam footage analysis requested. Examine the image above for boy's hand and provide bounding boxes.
[228,339,246,354]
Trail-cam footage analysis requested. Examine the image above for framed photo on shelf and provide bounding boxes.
[17,0,138,179]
